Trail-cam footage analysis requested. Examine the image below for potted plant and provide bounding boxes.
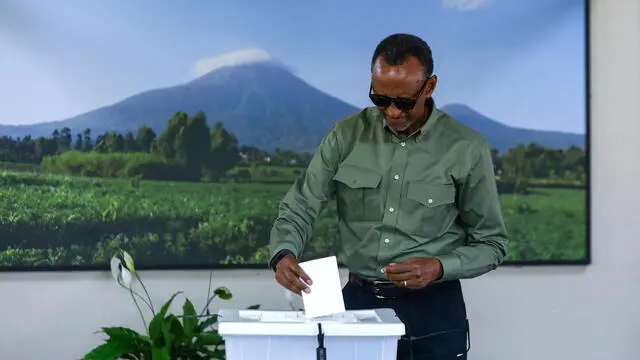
[82,250,259,360]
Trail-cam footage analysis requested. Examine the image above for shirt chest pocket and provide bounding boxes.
[332,164,383,222]
[406,181,457,238]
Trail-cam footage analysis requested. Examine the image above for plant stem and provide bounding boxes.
[200,270,214,316]
[118,280,153,313]
[129,287,148,334]
[132,291,153,313]
[136,274,155,315]
[200,294,218,317]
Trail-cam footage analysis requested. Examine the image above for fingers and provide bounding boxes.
[384,264,416,282]
[386,269,427,289]
[384,262,421,287]
[276,270,308,295]
[292,264,313,287]
[275,268,299,294]
[383,263,414,274]
[386,270,416,283]
[398,279,427,290]
[387,262,437,289]
[275,257,313,295]
[286,263,312,294]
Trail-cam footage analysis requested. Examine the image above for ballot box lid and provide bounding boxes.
[217,308,406,337]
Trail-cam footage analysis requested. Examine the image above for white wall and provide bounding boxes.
[2,1,639,359]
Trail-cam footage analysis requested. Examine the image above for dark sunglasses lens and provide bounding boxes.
[394,100,416,111]
[369,95,391,108]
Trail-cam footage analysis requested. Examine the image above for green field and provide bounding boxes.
[0,171,587,269]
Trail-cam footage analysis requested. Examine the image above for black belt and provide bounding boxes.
[348,273,415,299]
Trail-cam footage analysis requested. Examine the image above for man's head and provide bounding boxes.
[369,33,437,135]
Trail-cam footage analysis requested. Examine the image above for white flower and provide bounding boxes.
[110,251,135,288]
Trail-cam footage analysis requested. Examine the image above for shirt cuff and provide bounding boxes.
[435,254,462,282]
[268,248,296,271]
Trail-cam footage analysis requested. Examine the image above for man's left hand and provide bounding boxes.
[383,258,444,289]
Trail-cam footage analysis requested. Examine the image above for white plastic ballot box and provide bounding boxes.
[217,308,406,360]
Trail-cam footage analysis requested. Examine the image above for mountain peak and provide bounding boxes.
[188,48,294,87]
[0,57,585,153]
[191,48,288,77]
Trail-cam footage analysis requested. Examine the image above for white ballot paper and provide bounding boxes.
[298,255,346,319]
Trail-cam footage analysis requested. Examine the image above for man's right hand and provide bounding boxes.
[275,254,313,295]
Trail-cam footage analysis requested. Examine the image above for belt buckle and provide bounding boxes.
[372,280,394,299]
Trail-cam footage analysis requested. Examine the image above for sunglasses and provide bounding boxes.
[368,78,429,112]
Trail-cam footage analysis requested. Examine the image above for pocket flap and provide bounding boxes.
[407,181,456,207]
[333,164,382,189]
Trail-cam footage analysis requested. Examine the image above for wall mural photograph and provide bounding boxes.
[0,0,589,271]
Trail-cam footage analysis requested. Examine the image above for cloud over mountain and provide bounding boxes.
[191,48,274,76]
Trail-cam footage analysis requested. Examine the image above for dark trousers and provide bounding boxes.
[342,277,470,360]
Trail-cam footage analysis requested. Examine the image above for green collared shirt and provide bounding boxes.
[269,104,509,281]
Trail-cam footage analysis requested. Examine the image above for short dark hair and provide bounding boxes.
[371,33,434,78]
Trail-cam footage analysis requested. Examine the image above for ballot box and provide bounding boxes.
[217,308,405,360]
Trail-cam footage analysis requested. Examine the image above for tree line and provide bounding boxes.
[0,110,586,186]
[0,111,315,182]
[493,143,586,192]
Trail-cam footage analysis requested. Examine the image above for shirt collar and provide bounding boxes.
[378,98,442,141]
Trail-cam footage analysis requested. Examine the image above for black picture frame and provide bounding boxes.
[0,0,591,272]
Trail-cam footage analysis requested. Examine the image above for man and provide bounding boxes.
[268,33,509,360]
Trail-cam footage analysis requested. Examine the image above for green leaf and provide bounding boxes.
[81,338,140,360]
[194,331,224,347]
[214,286,232,300]
[147,318,174,358]
[194,352,215,360]
[157,317,176,352]
[196,314,219,332]
[101,327,149,343]
[151,346,171,360]
[179,351,211,360]
[246,304,261,310]
[120,353,150,360]
[148,291,183,343]
[211,349,225,360]
[182,298,198,336]
[159,291,183,316]
[148,313,167,345]
[165,314,184,341]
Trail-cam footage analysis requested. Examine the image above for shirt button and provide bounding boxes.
[384,238,390,243]
[380,268,385,273]
[400,142,406,147]
[389,207,395,213]
[428,198,433,204]
[394,174,400,180]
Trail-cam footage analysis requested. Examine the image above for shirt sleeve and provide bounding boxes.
[436,144,509,281]
[268,127,341,264]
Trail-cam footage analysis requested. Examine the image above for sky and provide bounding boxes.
[0,0,587,133]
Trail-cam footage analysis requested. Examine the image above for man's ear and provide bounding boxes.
[426,74,438,96]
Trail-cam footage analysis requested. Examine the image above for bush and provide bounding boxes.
[41,151,192,181]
